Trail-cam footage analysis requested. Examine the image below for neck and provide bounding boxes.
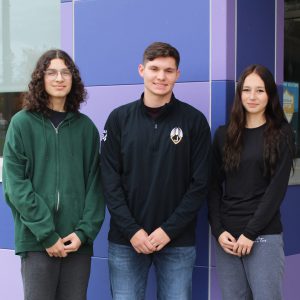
[48,98,66,112]
[143,91,172,108]
[246,113,266,128]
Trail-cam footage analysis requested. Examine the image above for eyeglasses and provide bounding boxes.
[44,68,72,80]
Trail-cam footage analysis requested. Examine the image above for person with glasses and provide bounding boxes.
[101,42,211,299]
[2,49,105,300]
[208,64,294,300]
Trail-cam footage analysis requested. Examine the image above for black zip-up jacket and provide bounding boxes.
[101,94,211,247]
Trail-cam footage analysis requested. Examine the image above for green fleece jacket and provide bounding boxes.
[2,109,105,255]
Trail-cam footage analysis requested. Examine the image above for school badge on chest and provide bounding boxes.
[170,127,183,144]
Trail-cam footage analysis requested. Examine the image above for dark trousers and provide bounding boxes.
[21,251,91,300]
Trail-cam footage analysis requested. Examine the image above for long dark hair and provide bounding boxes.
[23,49,87,114]
[223,64,292,176]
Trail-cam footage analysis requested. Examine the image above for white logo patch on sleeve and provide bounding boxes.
[170,127,183,144]
[102,129,108,142]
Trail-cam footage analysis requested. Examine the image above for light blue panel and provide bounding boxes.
[61,2,73,57]
[281,185,300,256]
[74,0,209,86]
[192,266,208,299]
[283,253,300,299]
[87,257,111,300]
[0,249,23,299]
[0,184,15,250]
[210,266,222,300]
[237,0,275,78]
[211,80,235,135]
[81,82,210,137]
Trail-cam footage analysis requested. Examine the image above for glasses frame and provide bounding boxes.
[44,68,72,80]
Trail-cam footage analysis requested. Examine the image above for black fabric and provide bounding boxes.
[208,123,293,241]
[47,108,67,128]
[101,94,211,247]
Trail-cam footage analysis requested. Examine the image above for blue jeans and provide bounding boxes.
[108,242,196,300]
[215,234,284,300]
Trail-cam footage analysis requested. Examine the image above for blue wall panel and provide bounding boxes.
[211,80,235,135]
[237,0,275,78]
[0,184,15,250]
[281,185,300,256]
[74,0,209,86]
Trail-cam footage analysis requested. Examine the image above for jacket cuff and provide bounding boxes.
[75,230,87,245]
[42,232,60,249]
[242,231,257,241]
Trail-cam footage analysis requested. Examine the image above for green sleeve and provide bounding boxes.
[74,126,105,244]
[3,120,59,248]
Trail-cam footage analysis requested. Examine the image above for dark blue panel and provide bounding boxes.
[192,266,208,299]
[0,184,15,250]
[87,257,111,300]
[281,185,300,256]
[93,208,109,258]
[74,0,209,86]
[237,0,275,78]
[211,80,235,135]
[195,204,209,267]
[61,0,71,2]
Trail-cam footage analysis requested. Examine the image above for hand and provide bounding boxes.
[218,231,239,256]
[130,229,156,254]
[46,238,67,258]
[233,234,254,256]
[148,227,171,251]
[62,232,82,253]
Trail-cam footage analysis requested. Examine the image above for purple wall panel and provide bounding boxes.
[61,2,73,58]
[81,83,210,135]
[276,0,284,84]
[211,0,235,81]
[283,254,300,299]
[0,250,23,299]
[210,267,222,300]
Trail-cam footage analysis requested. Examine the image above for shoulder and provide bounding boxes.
[9,110,38,129]
[76,113,99,133]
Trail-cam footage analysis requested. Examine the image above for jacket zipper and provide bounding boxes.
[51,121,64,211]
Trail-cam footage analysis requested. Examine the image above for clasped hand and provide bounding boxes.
[130,228,171,254]
[46,232,81,258]
[218,231,254,257]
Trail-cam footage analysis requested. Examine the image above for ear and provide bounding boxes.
[176,69,180,81]
[138,64,144,78]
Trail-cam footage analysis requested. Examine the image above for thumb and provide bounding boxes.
[62,234,72,243]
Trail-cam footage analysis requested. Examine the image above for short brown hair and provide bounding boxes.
[143,42,180,68]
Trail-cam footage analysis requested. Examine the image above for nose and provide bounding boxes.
[249,90,256,100]
[157,70,166,80]
[55,71,64,81]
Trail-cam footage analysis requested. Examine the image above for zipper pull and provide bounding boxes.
[154,123,158,129]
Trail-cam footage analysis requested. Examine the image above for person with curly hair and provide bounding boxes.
[208,64,294,300]
[2,49,105,300]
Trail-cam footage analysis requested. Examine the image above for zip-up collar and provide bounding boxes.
[139,93,177,121]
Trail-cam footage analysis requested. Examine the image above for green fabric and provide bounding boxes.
[2,110,105,255]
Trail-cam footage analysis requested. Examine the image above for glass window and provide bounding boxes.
[284,0,300,184]
[0,0,60,181]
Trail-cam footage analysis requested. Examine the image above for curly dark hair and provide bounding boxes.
[23,49,87,114]
[223,64,294,177]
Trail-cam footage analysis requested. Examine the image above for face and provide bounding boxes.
[241,72,268,118]
[138,56,180,103]
[44,58,72,104]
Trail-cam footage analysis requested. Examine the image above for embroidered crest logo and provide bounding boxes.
[170,127,183,144]
[102,129,107,142]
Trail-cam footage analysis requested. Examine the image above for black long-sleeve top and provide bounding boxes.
[208,123,293,241]
[101,94,211,247]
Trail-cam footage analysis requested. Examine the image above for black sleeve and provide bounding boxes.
[243,127,294,240]
[101,110,142,241]
[160,114,212,239]
[208,127,226,239]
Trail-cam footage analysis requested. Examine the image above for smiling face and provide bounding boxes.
[138,56,180,107]
[241,72,269,119]
[44,58,72,106]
